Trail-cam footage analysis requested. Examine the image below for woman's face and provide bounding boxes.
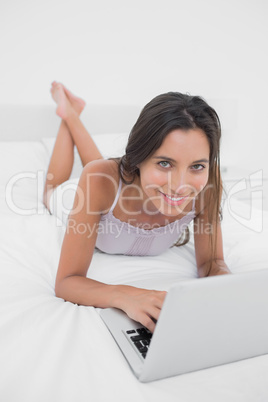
[138,128,210,216]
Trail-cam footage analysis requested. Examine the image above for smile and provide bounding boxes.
[165,194,184,201]
[159,191,188,206]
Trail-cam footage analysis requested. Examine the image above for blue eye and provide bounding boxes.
[158,161,171,168]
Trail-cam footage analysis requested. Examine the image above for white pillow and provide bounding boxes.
[0,141,48,185]
[0,133,129,187]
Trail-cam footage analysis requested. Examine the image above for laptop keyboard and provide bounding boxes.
[125,327,152,359]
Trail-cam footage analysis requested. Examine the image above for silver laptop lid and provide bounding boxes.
[140,269,268,382]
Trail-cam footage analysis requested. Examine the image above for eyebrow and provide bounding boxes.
[153,156,209,164]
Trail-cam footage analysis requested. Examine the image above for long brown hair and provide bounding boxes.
[115,92,222,260]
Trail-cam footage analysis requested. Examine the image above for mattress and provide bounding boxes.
[1,130,268,401]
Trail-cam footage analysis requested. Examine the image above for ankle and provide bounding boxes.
[57,100,76,122]
[64,107,80,125]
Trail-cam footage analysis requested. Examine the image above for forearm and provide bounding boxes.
[55,275,167,332]
[198,259,231,278]
[55,275,138,309]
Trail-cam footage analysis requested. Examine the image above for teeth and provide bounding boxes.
[165,194,184,201]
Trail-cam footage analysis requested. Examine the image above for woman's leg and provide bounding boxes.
[43,119,75,209]
[43,82,103,209]
[51,82,103,166]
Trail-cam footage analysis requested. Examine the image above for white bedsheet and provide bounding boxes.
[1,138,268,402]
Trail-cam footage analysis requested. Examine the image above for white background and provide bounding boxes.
[0,0,267,176]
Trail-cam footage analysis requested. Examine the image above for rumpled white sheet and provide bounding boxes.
[1,140,268,402]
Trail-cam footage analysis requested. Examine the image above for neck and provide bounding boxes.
[121,175,162,216]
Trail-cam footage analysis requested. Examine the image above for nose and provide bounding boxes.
[170,170,190,195]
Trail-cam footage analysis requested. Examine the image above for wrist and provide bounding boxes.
[109,284,137,310]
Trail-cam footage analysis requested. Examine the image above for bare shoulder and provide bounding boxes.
[84,158,119,174]
[79,159,120,212]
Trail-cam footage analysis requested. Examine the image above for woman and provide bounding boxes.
[44,82,231,332]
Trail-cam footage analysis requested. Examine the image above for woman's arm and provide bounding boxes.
[194,221,231,277]
[55,160,166,332]
[193,188,231,278]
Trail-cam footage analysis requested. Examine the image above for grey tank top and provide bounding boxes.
[95,178,196,256]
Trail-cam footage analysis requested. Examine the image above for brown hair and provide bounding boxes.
[115,92,222,261]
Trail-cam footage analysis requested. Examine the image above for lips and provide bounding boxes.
[159,191,188,206]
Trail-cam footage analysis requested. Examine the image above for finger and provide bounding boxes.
[147,306,162,323]
[148,292,167,310]
[140,314,157,333]
[140,306,162,333]
[159,290,167,299]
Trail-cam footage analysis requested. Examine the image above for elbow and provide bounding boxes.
[198,259,231,277]
[42,192,48,209]
[43,187,54,213]
[54,278,66,300]
[54,286,61,299]
[43,194,51,213]
[54,286,62,300]
[54,275,78,301]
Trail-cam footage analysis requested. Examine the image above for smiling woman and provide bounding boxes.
[137,128,210,214]
[116,92,223,254]
[43,82,230,333]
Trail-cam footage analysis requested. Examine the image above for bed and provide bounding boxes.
[0,104,268,402]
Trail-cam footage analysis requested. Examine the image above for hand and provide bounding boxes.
[115,286,167,333]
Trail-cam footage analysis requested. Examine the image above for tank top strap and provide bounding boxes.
[109,177,122,212]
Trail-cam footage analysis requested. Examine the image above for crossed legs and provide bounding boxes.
[43,82,103,210]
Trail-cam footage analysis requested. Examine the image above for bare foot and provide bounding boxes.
[51,81,85,115]
[50,83,74,120]
[63,85,86,115]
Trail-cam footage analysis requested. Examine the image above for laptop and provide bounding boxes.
[98,269,268,382]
